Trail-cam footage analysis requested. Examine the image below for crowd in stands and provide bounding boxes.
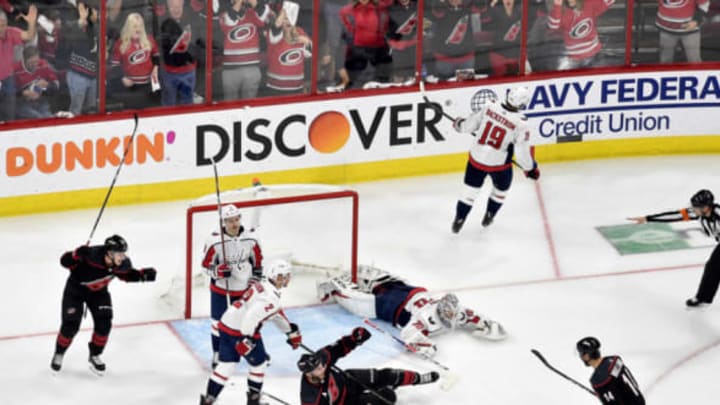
[0,0,718,123]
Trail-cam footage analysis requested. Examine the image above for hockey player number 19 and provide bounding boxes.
[478,121,507,149]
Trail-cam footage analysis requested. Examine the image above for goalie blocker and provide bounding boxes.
[317,265,507,356]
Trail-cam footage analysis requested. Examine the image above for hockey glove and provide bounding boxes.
[251,266,263,281]
[215,263,231,279]
[285,323,302,349]
[524,164,540,180]
[452,118,465,132]
[235,337,256,356]
[351,327,371,345]
[74,245,90,259]
[139,268,157,282]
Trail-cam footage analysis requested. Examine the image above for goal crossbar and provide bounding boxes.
[184,188,359,319]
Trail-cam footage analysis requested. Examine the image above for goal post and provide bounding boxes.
[184,184,359,319]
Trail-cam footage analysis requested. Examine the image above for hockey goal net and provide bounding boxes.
[182,183,358,319]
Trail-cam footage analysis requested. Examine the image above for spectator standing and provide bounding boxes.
[547,0,614,70]
[37,8,61,67]
[486,0,525,76]
[428,0,477,80]
[14,45,59,118]
[264,5,311,96]
[656,0,709,63]
[109,12,160,109]
[158,0,199,105]
[387,0,419,83]
[0,6,37,122]
[340,0,393,87]
[218,0,270,100]
[61,0,99,116]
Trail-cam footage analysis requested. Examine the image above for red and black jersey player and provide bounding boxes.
[50,235,157,375]
[298,327,439,405]
[577,337,645,405]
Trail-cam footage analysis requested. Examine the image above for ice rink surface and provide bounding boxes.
[2,155,720,404]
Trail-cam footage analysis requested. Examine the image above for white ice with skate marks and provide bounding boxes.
[1,155,720,404]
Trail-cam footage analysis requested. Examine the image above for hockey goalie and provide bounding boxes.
[317,265,507,356]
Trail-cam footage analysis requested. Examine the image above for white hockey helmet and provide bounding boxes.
[221,204,241,220]
[506,86,531,110]
[266,259,292,281]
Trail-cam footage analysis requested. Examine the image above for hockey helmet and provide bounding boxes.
[576,336,601,359]
[221,205,242,220]
[437,293,460,329]
[506,86,531,110]
[297,351,327,373]
[104,234,128,253]
[691,189,714,208]
[265,259,292,280]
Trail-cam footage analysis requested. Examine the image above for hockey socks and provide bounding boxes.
[455,201,472,221]
[414,371,440,385]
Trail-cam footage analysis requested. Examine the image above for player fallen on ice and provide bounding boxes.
[298,327,439,405]
[450,85,540,232]
[202,204,264,366]
[50,235,157,375]
[317,265,507,356]
[628,189,720,308]
[199,259,302,405]
[576,337,645,404]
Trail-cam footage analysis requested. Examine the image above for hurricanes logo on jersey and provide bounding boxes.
[569,18,593,39]
[445,15,469,45]
[395,12,418,36]
[170,26,192,54]
[128,49,148,65]
[228,24,256,43]
[662,0,689,8]
[503,21,521,42]
[279,48,304,66]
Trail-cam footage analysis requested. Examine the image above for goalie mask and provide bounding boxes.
[437,293,460,329]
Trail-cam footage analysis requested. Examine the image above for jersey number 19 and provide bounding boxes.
[478,121,507,149]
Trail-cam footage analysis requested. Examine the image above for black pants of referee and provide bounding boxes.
[696,243,720,303]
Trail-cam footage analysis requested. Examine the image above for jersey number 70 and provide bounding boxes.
[478,121,507,149]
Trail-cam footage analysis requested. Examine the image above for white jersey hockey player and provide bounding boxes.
[200,259,302,405]
[451,86,540,232]
[317,266,507,356]
[202,204,264,366]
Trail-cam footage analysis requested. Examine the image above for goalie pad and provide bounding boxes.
[356,265,402,293]
[316,275,377,319]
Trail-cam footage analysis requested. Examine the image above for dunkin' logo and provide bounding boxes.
[5,132,176,177]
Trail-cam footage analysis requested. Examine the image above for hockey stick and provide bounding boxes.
[363,318,459,391]
[86,113,139,245]
[530,349,597,397]
[263,391,292,405]
[419,80,456,121]
[299,343,394,405]
[210,157,232,307]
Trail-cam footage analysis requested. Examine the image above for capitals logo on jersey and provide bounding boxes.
[128,49,150,65]
[228,24,257,43]
[170,25,192,54]
[279,48,304,66]
[395,12,418,35]
[569,17,594,39]
[446,15,469,45]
